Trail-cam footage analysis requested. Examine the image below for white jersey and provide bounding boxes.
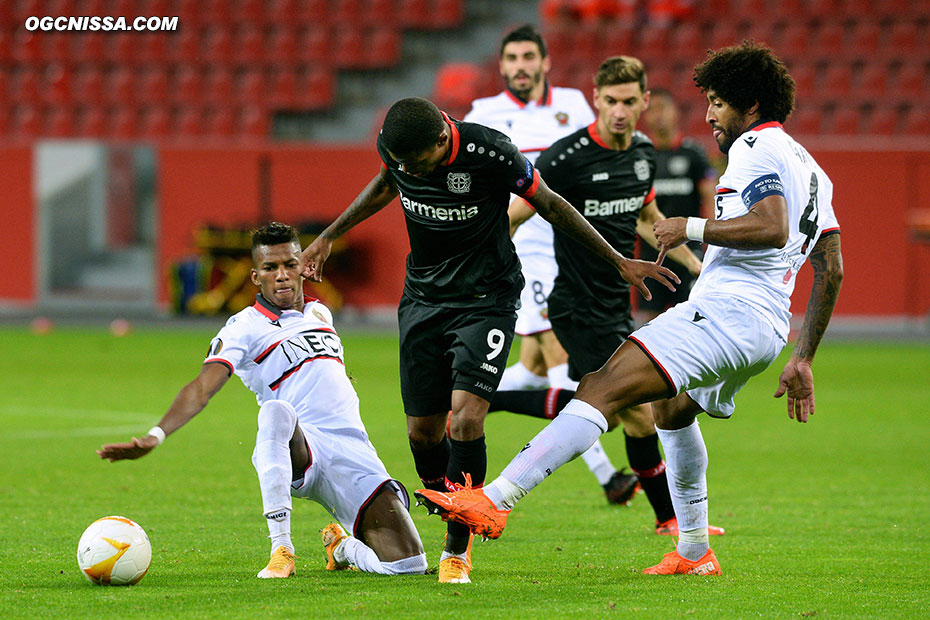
[205,295,364,435]
[691,121,840,340]
[465,86,595,259]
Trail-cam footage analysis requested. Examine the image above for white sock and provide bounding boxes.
[340,537,427,574]
[656,421,710,561]
[252,400,297,553]
[580,440,617,485]
[499,361,549,390]
[546,363,578,390]
[492,399,608,505]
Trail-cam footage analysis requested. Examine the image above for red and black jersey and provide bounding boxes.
[538,125,656,323]
[377,114,539,308]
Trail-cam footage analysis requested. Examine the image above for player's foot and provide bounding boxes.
[257,546,296,578]
[642,548,721,575]
[603,469,640,505]
[438,556,471,583]
[443,532,473,571]
[320,523,349,570]
[655,517,725,536]
[415,474,510,539]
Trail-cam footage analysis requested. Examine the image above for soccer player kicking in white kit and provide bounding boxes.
[464,23,635,502]
[416,41,844,575]
[98,222,426,578]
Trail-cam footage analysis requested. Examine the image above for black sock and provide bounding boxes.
[410,437,450,492]
[489,388,576,419]
[444,436,487,554]
[625,432,675,523]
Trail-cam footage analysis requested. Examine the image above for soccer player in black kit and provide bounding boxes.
[505,56,716,537]
[301,97,677,583]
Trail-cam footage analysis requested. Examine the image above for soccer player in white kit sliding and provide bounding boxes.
[416,41,844,576]
[464,23,636,502]
[98,222,427,579]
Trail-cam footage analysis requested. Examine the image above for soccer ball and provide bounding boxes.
[76,516,151,585]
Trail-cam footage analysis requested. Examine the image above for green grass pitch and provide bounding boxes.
[1,325,928,618]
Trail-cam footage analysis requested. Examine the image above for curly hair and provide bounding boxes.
[693,40,795,123]
[381,97,446,157]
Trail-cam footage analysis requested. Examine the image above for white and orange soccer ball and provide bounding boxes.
[76,516,151,585]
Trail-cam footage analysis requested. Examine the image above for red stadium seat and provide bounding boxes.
[867,105,898,135]
[0,31,11,63]
[821,64,852,102]
[789,62,817,102]
[298,0,329,24]
[430,0,466,29]
[136,33,168,65]
[790,107,823,135]
[13,106,41,137]
[297,68,335,110]
[175,107,203,136]
[856,64,888,100]
[13,68,40,104]
[239,0,264,23]
[107,34,137,65]
[364,0,400,26]
[399,0,431,29]
[268,0,299,24]
[106,68,137,106]
[829,105,860,134]
[172,67,200,105]
[639,24,671,61]
[235,25,264,66]
[889,21,917,51]
[902,107,930,134]
[333,26,365,68]
[140,107,171,139]
[671,22,704,59]
[112,107,138,140]
[270,69,298,108]
[41,32,70,64]
[894,62,926,99]
[240,106,269,137]
[46,108,75,138]
[707,22,740,52]
[73,67,105,105]
[811,22,845,60]
[268,26,298,65]
[847,20,880,58]
[140,68,169,104]
[366,27,401,68]
[13,31,40,64]
[603,23,635,56]
[203,68,234,106]
[45,65,73,105]
[778,22,809,62]
[203,27,233,65]
[76,107,106,138]
[332,0,363,25]
[205,108,235,136]
[433,62,483,114]
[236,69,265,105]
[298,26,331,64]
[168,30,200,65]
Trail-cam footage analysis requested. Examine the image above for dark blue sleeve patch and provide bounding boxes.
[741,174,784,208]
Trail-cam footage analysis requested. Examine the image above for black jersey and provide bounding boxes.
[538,125,656,323]
[377,114,539,307]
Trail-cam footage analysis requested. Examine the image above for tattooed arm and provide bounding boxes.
[774,232,844,422]
[302,168,399,281]
[526,176,679,301]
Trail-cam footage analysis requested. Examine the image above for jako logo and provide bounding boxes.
[592,172,609,181]
[480,362,499,374]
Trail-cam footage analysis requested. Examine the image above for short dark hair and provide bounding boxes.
[251,221,299,250]
[594,56,647,93]
[381,97,446,157]
[693,40,796,123]
[500,23,547,58]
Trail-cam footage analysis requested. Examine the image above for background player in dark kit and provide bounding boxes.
[507,56,708,535]
[301,97,677,583]
[638,87,717,319]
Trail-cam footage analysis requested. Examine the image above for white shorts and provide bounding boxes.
[291,423,408,536]
[628,295,786,418]
[515,252,558,336]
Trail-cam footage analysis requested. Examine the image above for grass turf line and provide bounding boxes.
[0,327,927,618]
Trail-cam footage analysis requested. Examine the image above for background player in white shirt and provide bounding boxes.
[416,42,844,577]
[464,23,636,503]
[98,222,426,579]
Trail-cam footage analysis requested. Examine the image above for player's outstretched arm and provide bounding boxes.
[97,363,231,461]
[655,194,790,251]
[637,200,702,276]
[774,233,843,422]
[527,178,679,300]
[301,168,399,282]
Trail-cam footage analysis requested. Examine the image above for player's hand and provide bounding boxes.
[617,257,679,301]
[97,435,160,462]
[773,357,815,423]
[654,217,689,252]
[301,236,332,282]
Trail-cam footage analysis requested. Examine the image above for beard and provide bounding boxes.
[507,69,543,99]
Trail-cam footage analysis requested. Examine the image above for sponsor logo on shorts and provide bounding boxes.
[480,362,499,375]
[474,381,493,393]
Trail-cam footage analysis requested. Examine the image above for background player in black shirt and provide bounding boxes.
[637,88,717,320]
[508,57,714,536]
[301,97,677,583]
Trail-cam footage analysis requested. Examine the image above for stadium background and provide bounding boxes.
[0,0,928,332]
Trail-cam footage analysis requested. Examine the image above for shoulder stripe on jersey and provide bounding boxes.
[518,169,540,198]
[204,358,233,374]
[750,121,783,132]
[254,339,283,364]
[716,187,737,194]
[269,355,344,391]
[627,336,676,399]
[645,187,656,204]
[440,111,460,164]
[821,227,841,236]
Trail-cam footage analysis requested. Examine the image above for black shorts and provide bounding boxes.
[550,313,631,382]
[398,294,517,417]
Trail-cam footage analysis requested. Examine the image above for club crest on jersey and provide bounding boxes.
[207,338,223,357]
[447,172,471,194]
[634,159,650,181]
[555,111,569,126]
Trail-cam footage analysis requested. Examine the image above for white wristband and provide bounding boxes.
[685,217,708,242]
[147,426,166,445]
